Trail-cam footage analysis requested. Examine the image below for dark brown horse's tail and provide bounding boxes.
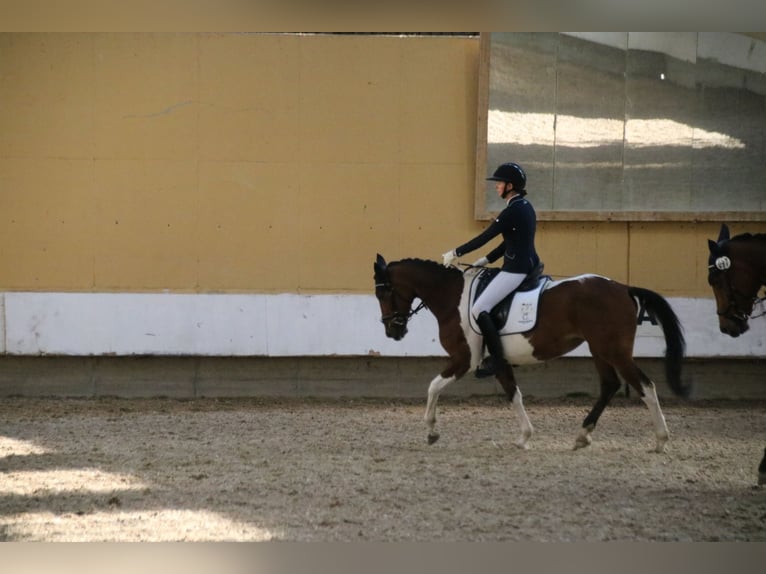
[628,286,690,398]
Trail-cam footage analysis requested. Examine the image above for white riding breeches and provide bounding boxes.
[471,271,527,318]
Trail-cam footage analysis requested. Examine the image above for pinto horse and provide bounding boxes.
[707,223,766,484]
[373,254,688,453]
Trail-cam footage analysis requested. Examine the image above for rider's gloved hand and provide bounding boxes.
[442,250,457,267]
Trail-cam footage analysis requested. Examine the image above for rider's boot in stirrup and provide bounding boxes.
[475,311,508,378]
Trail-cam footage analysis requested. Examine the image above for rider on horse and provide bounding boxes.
[442,162,540,377]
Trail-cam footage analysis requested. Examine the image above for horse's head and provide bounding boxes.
[373,254,416,341]
[707,223,759,337]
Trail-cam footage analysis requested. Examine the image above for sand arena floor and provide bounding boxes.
[1,395,765,541]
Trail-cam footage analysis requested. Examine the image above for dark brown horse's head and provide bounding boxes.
[707,224,763,337]
[373,254,464,342]
[373,254,414,341]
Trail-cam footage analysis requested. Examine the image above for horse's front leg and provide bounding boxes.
[425,328,471,445]
[424,374,456,444]
[510,388,533,450]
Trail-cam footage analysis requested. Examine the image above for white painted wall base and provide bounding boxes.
[0,292,763,358]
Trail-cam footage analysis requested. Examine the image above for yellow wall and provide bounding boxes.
[1,33,763,297]
[537,221,766,298]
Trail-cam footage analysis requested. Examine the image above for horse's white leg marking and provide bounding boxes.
[641,382,669,453]
[511,388,534,449]
[424,374,456,443]
[574,425,594,450]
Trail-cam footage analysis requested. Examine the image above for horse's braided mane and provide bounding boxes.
[731,232,766,243]
[390,258,463,281]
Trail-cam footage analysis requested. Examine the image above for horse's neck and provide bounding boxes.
[737,242,766,287]
[411,270,464,321]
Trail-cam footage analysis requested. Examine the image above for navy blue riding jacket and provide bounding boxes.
[455,194,540,274]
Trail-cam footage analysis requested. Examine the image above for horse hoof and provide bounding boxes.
[573,436,592,450]
[652,437,669,454]
[427,433,440,445]
[514,441,530,450]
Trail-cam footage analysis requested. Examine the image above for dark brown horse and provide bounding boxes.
[374,254,688,453]
[707,223,766,337]
[707,223,766,484]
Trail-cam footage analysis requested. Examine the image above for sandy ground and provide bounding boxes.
[1,395,765,541]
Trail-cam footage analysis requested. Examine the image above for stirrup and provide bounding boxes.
[475,357,496,379]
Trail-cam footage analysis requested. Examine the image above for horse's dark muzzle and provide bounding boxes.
[383,316,408,341]
[386,327,407,341]
[720,317,749,338]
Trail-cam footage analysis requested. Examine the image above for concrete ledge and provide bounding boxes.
[0,356,764,400]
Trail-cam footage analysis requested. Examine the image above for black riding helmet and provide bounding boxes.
[487,162,527,196]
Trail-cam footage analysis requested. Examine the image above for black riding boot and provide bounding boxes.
[475,311,508,378]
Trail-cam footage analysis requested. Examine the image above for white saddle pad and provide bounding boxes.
[468,275,550,335]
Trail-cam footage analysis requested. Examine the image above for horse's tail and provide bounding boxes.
[628,286,690,398]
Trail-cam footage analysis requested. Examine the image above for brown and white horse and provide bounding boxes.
[373,254,688,453]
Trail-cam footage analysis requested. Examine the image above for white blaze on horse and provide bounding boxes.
[373,254,688,453]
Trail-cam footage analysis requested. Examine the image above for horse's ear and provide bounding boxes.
[708,239,719,254]
[375,254,387,273]
[718,224,730,242]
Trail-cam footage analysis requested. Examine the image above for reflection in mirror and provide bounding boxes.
[476,32,766,221]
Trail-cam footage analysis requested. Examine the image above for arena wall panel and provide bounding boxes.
[1,33,764,361]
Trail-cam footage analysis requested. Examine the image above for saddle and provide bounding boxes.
[471,262,549,333]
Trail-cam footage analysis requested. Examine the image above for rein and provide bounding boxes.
[458,263,485,270]
[750,295,766,319]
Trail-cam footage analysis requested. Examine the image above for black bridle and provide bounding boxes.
[708,257,766,322]
[375,280,427,328]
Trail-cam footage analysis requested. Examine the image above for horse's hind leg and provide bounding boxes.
[495,364,533,450]
[639,378,670,453]
[574,357,622,450]
[617,360,669,453]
